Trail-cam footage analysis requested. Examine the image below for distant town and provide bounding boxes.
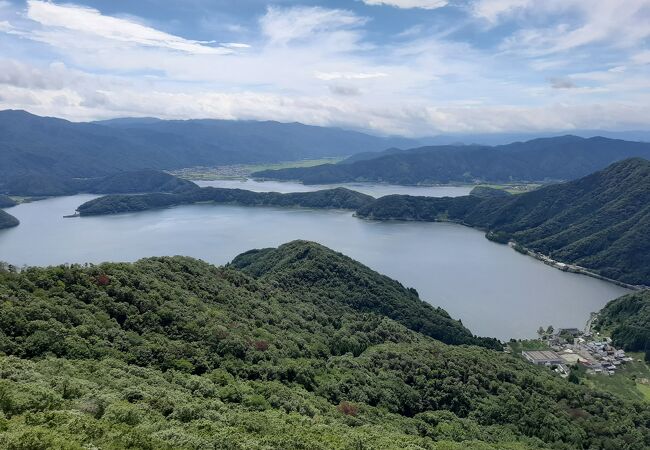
[513,321,635,378]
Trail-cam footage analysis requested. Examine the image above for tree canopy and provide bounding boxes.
[0,241,648,449]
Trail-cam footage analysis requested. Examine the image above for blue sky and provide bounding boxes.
[0,0,649,136]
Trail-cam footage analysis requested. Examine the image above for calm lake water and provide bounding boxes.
[195,179,473,198]
[0,183,628,340]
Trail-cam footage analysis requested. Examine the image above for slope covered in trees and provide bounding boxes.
[230,241,499,349]
[0,110,417,180]
[76,187,374,216]
[356,158,650,286]
[0,241,648,449]
[0,195,16,208]
[595,290,650,352]
[254,136,650,184]
[0,210,18,229]
[0,169,198,197]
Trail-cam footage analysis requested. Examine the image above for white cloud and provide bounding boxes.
[472,0,534,23]
[0,1,648,135]
[361,0,448,9]
[220,43,251,49]
[26,0,231,54]
[260,6,365,47]
[315,72,388,80]
[632,51,650,65]
[480,0,650,55]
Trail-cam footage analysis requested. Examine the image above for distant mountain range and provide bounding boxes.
[2,110,650,185]
[417,130,650,146]
[0,110,419,180]
[255,135,650,184]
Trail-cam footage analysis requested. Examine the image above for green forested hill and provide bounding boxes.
[0,195,16,208]
[0,210,19,229]
[357,158,650,286]
[76,187,374,216]
[0,169,198,197]
[230,241,499,349]
[469,186,512,199]
[0,241,648,449]
[595,290,650,352]
[254,136,650,184]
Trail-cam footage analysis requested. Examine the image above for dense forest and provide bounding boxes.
[468,186,512,199]
[0,195,16,208]
[595,290,650,353]
[0,169,198,197]
[0,240,648,449]
[76,187,374,216]
[0,210,18,229]
[0,110,417,180]
[254,136,650,184]
[356,158,650,286]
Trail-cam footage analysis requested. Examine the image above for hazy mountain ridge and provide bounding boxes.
[0,110,420,180]
[254,136,650,184]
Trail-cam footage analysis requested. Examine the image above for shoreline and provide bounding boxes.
[355,213,646,291]
[509,242,646,291]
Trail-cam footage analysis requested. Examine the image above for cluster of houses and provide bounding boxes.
[521,327,634,377]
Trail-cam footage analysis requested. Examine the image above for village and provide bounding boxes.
[515,321,635,378]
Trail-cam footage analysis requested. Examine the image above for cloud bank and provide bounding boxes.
[0,0,647,136]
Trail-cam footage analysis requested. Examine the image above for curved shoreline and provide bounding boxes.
[354,213,646,291]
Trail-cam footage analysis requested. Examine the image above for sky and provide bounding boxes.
[0,0,649,136]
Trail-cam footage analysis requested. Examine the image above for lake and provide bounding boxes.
[195,179,473,198]
[0,182,629,340]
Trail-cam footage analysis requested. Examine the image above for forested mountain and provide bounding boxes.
[76,187,374,216]
[0,110,417,180]
[0,210,18,229]
[230,241,499,349]
[417,130,650,146]
[254,136,650,184]
[0,241,648,449]
[595,290,650,352]
[0,195,16,208]
[356,158,650,286]
[469,186,512,199]
[0,169,198,197]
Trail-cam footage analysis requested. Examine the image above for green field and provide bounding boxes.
[584,352,650,402]
[475,183,542,194]
[507,339,551,355]
[172,158,344,181]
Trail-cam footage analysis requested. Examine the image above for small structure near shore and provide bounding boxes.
[522,350,564,366]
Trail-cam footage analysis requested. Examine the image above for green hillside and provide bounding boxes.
[0,169,198,197]
[76,187,374,216]
[595,290,650,352]
[0,210,19,229]
[0,241,647,449]
[0,195,16,208]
